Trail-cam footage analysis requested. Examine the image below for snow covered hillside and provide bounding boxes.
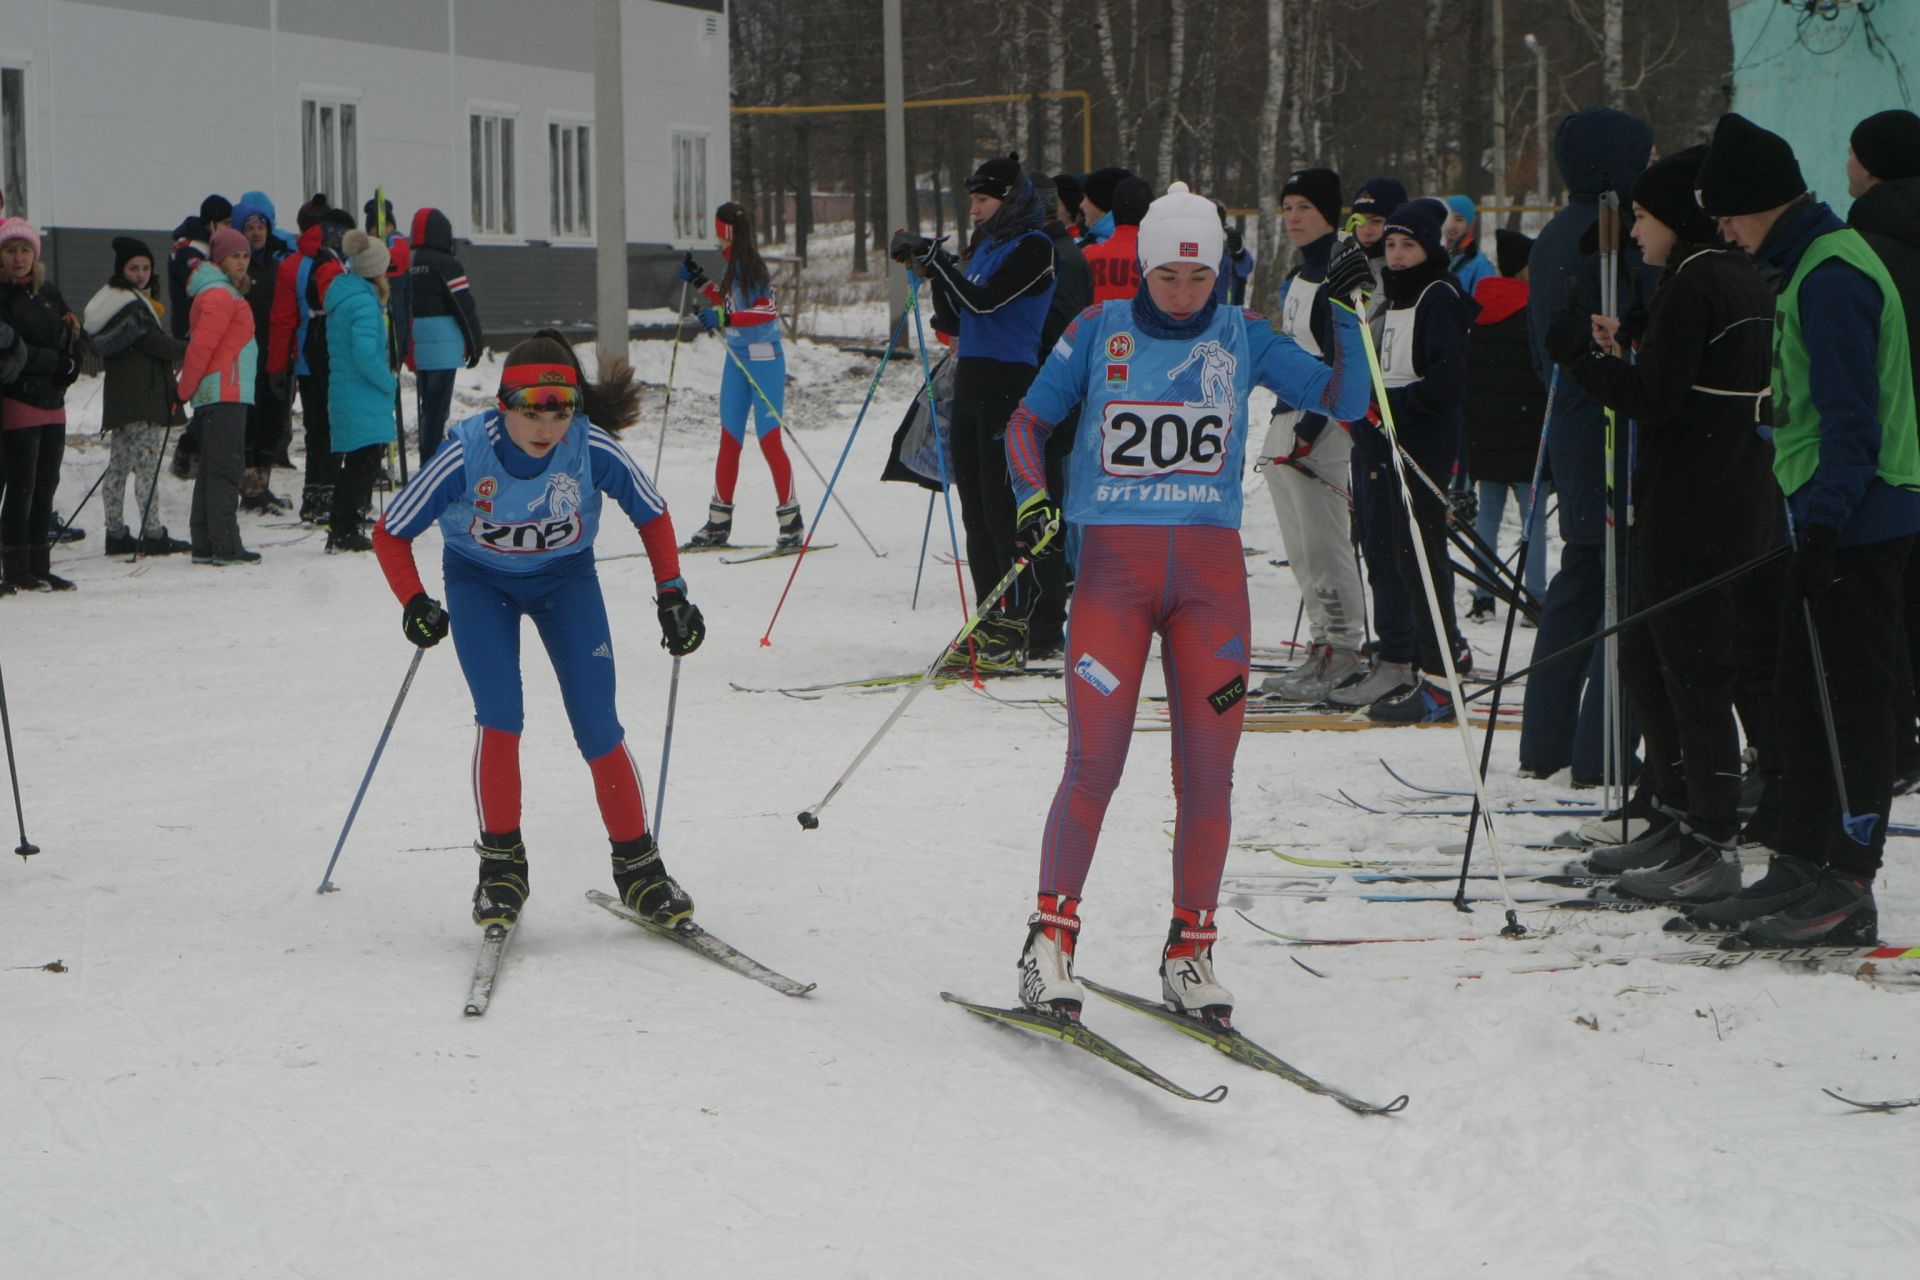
[5,331,1918,1278]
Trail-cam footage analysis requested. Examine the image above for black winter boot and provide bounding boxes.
[611,833,694,927]
[1724,868,1879,949]
[472,829,530,927]
[2,546,44,594]
[29,544,75,592]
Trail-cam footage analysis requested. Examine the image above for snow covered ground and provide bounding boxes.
[6,329,1919,1278]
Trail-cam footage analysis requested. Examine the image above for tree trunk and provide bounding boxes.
[1603,0,1626,110]
[1155,0,1189,188]
[1419,0,1446,192]
[1046,0,1068,171]
[1094,0,1138,164]
[793,122,811,264]
[1256,0,1288,307]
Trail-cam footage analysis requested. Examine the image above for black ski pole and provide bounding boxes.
[130,422,177,564]
[1462,545,1790,704]
[0,651,37,858]
[316,649,426,893]
[654,656,682,838]
[49,469,108,545]
[1803,600,1880,846]
[911,490,934,610]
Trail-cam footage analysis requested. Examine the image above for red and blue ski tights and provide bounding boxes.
[1039,524,1251,911]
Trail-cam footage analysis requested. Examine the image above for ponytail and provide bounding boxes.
[716,201,770,300]
[505,329,641,435]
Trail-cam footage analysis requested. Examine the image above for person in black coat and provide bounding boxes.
[167,194,231,341]
[1028,189,1094,655]
[1463,229,1548,621]
[0,219,82,592]
[1548,147,1784,900]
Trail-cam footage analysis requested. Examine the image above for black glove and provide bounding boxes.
[1545,297,1593,366]
[1225,225,1245,256]
[655,579,705,656]
[1792,524,1838,600]
[1446,487,1479,529]
[889,229,934,266]
[677,251,709,290]
[268,371,291,402]
[402,593,450,649]
[1014,493,1063,561]
[1323,237,1372,303]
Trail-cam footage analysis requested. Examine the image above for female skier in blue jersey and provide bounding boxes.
[1002,183,1374,1022]
[372,331,705,930]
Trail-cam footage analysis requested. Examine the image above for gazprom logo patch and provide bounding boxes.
[1074,653,1119,697]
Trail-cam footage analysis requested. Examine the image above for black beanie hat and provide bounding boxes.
[1052,172,1084,213]
[1384,200,1447,263]
[1631,144,1716,246]
[966,153,1023,202]
[1110,177,1153,227]
[1349,176,1409,221]
[1280,167,1343,233]
[1851,109,1920,182]
[1494,227,1534,278]
[1697,113,1806,217]
[200,193,233,225]
[111,235,154,276]
[296,194,329,232]
[1081,166,1134,214]
[363,194,397,233]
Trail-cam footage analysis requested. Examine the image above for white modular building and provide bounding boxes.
[0,0,729,337]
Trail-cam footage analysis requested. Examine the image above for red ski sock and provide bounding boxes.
[473,727,522,833]
[714,432,744,505]
[587,742,650,842]
[758,428,796,505]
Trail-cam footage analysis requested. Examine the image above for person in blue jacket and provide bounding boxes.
[893,154,1058,670]
[1520,107,1655,793]
[408,207,485,464]
[1443,194,1495,294]
[1000,181,1373,1022]
[324,230,399,551]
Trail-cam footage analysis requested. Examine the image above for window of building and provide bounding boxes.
[2,66,30,220]
[301,95,358,217]
[550,120,591,240]
[672,130,708,242]
[471,111,517,237]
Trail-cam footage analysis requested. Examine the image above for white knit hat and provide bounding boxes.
[341,229,391,279]
[1136,181,1222,275]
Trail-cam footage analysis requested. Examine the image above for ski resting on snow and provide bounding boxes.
[1822,1090,1920,1112]
[464,923,515,1017]
[586,890,816,996]
[940,992,1230,1103]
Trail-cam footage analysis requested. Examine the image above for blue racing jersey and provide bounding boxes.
[382,409,668,574]
[1006,298,1368,529]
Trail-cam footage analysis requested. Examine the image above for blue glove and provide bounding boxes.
[697,308,721,333]
[676,252,709,288]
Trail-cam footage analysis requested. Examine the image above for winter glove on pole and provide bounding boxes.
[1225,225,1245,256]
[676,252,709,289]
[1324,238,1372,305]
[1545,295,1593,366]
[888,229,932,266]
[401,594,450,648]
[1792,524,1838,600]
[1014,492,1063,561]
[656,578,705,656]
[696,308,721,333]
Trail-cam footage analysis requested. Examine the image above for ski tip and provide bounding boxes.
[786,982,819,997]
[797,811,820,831]
[1199,1084,1230,1103]
[463,1004,485,1017]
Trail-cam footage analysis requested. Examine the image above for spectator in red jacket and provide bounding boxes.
[1082,178,1150,303]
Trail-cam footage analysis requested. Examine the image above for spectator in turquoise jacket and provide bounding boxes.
[324,230,399,552]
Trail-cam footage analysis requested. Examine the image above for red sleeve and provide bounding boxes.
[724,293,779,329]
[372,517,427,604]
[268,256,301,374]
[637,513,682,585]
[699,281,723,307]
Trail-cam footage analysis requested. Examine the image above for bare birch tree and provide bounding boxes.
[1154,0,1190,187]
[1256,0,1288,303]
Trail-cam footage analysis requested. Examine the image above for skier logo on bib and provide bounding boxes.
[1167,339,1238,420]
[534,471,584,520]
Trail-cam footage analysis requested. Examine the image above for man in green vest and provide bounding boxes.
[1693,112,1920,948]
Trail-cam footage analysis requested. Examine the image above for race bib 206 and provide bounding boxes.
[1098,400,1230,479]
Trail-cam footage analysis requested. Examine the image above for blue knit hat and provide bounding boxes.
[1445,194,1478,224]
[1384,200,1446,262]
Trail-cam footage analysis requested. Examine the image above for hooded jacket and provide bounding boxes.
[167,215,210,341]
[1465,275,1544,484]
[233,197,288,391]
[0,270,78,413]
[325,271,400,451]
[1526,106,1656,544]
[1082,224,1142,303]
[1564,245,1783,559]
[1851,176,1920,413]
[268,224,322,377]
[84,282,187,430]
[178,260,256,408]
[407,208,484,371]
[926,171,1057,366]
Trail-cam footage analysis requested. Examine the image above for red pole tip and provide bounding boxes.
[759,636,773,647]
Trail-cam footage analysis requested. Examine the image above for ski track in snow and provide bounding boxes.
[5,338,1920,1277]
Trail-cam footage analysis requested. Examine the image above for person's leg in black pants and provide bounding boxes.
[1520,540,1602,775]
[328,444,384,549]
[417,367,458,464]
[945,374,994,609]
[1,423,62,587]
[1027,412,1077,653]
[1352,447,1414,665]
[1642,554,1743,841]
[298,373,338,520]
[1391,477,1458,680]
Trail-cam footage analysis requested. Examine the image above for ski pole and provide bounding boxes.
[1350,281,1525,936]
[759,296,914,646]
[1598,190,1623,828]
[908,277,973,628]
[1453,367,1558,901]
[1802,601,1878,846]
[316,648,426,893]
[798,519,1058,830]
[49,468,108,546]
[720,343,886,558]
[654,656,682,839]
[653,278,691,477]
[911,490,935,609]
[129,422,177,564]
[1463,544,1790,704]
[0,650,37,858]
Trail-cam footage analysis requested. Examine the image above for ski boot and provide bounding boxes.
[1017,893,1085,1017]
[1611,828,1742,904]
[473,829,530,927]
[1725,869,1879,949]
[611,833,694,927]
[1328,660,1414,708]
[1160,906,1233,1023]
[326,528,374,553]
[776,500,804,551]
[684,500,734,549]
[1680,853,1821,932]
[1582,807,1685,876]
[1366,678,1455,724]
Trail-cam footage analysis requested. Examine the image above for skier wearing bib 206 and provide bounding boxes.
[1002,182,1374,1022]
[371,331,706,930]
[677,202,803,551]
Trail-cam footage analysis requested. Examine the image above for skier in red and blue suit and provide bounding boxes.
[1002,182,1375,1023]
[371,331,706,932]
